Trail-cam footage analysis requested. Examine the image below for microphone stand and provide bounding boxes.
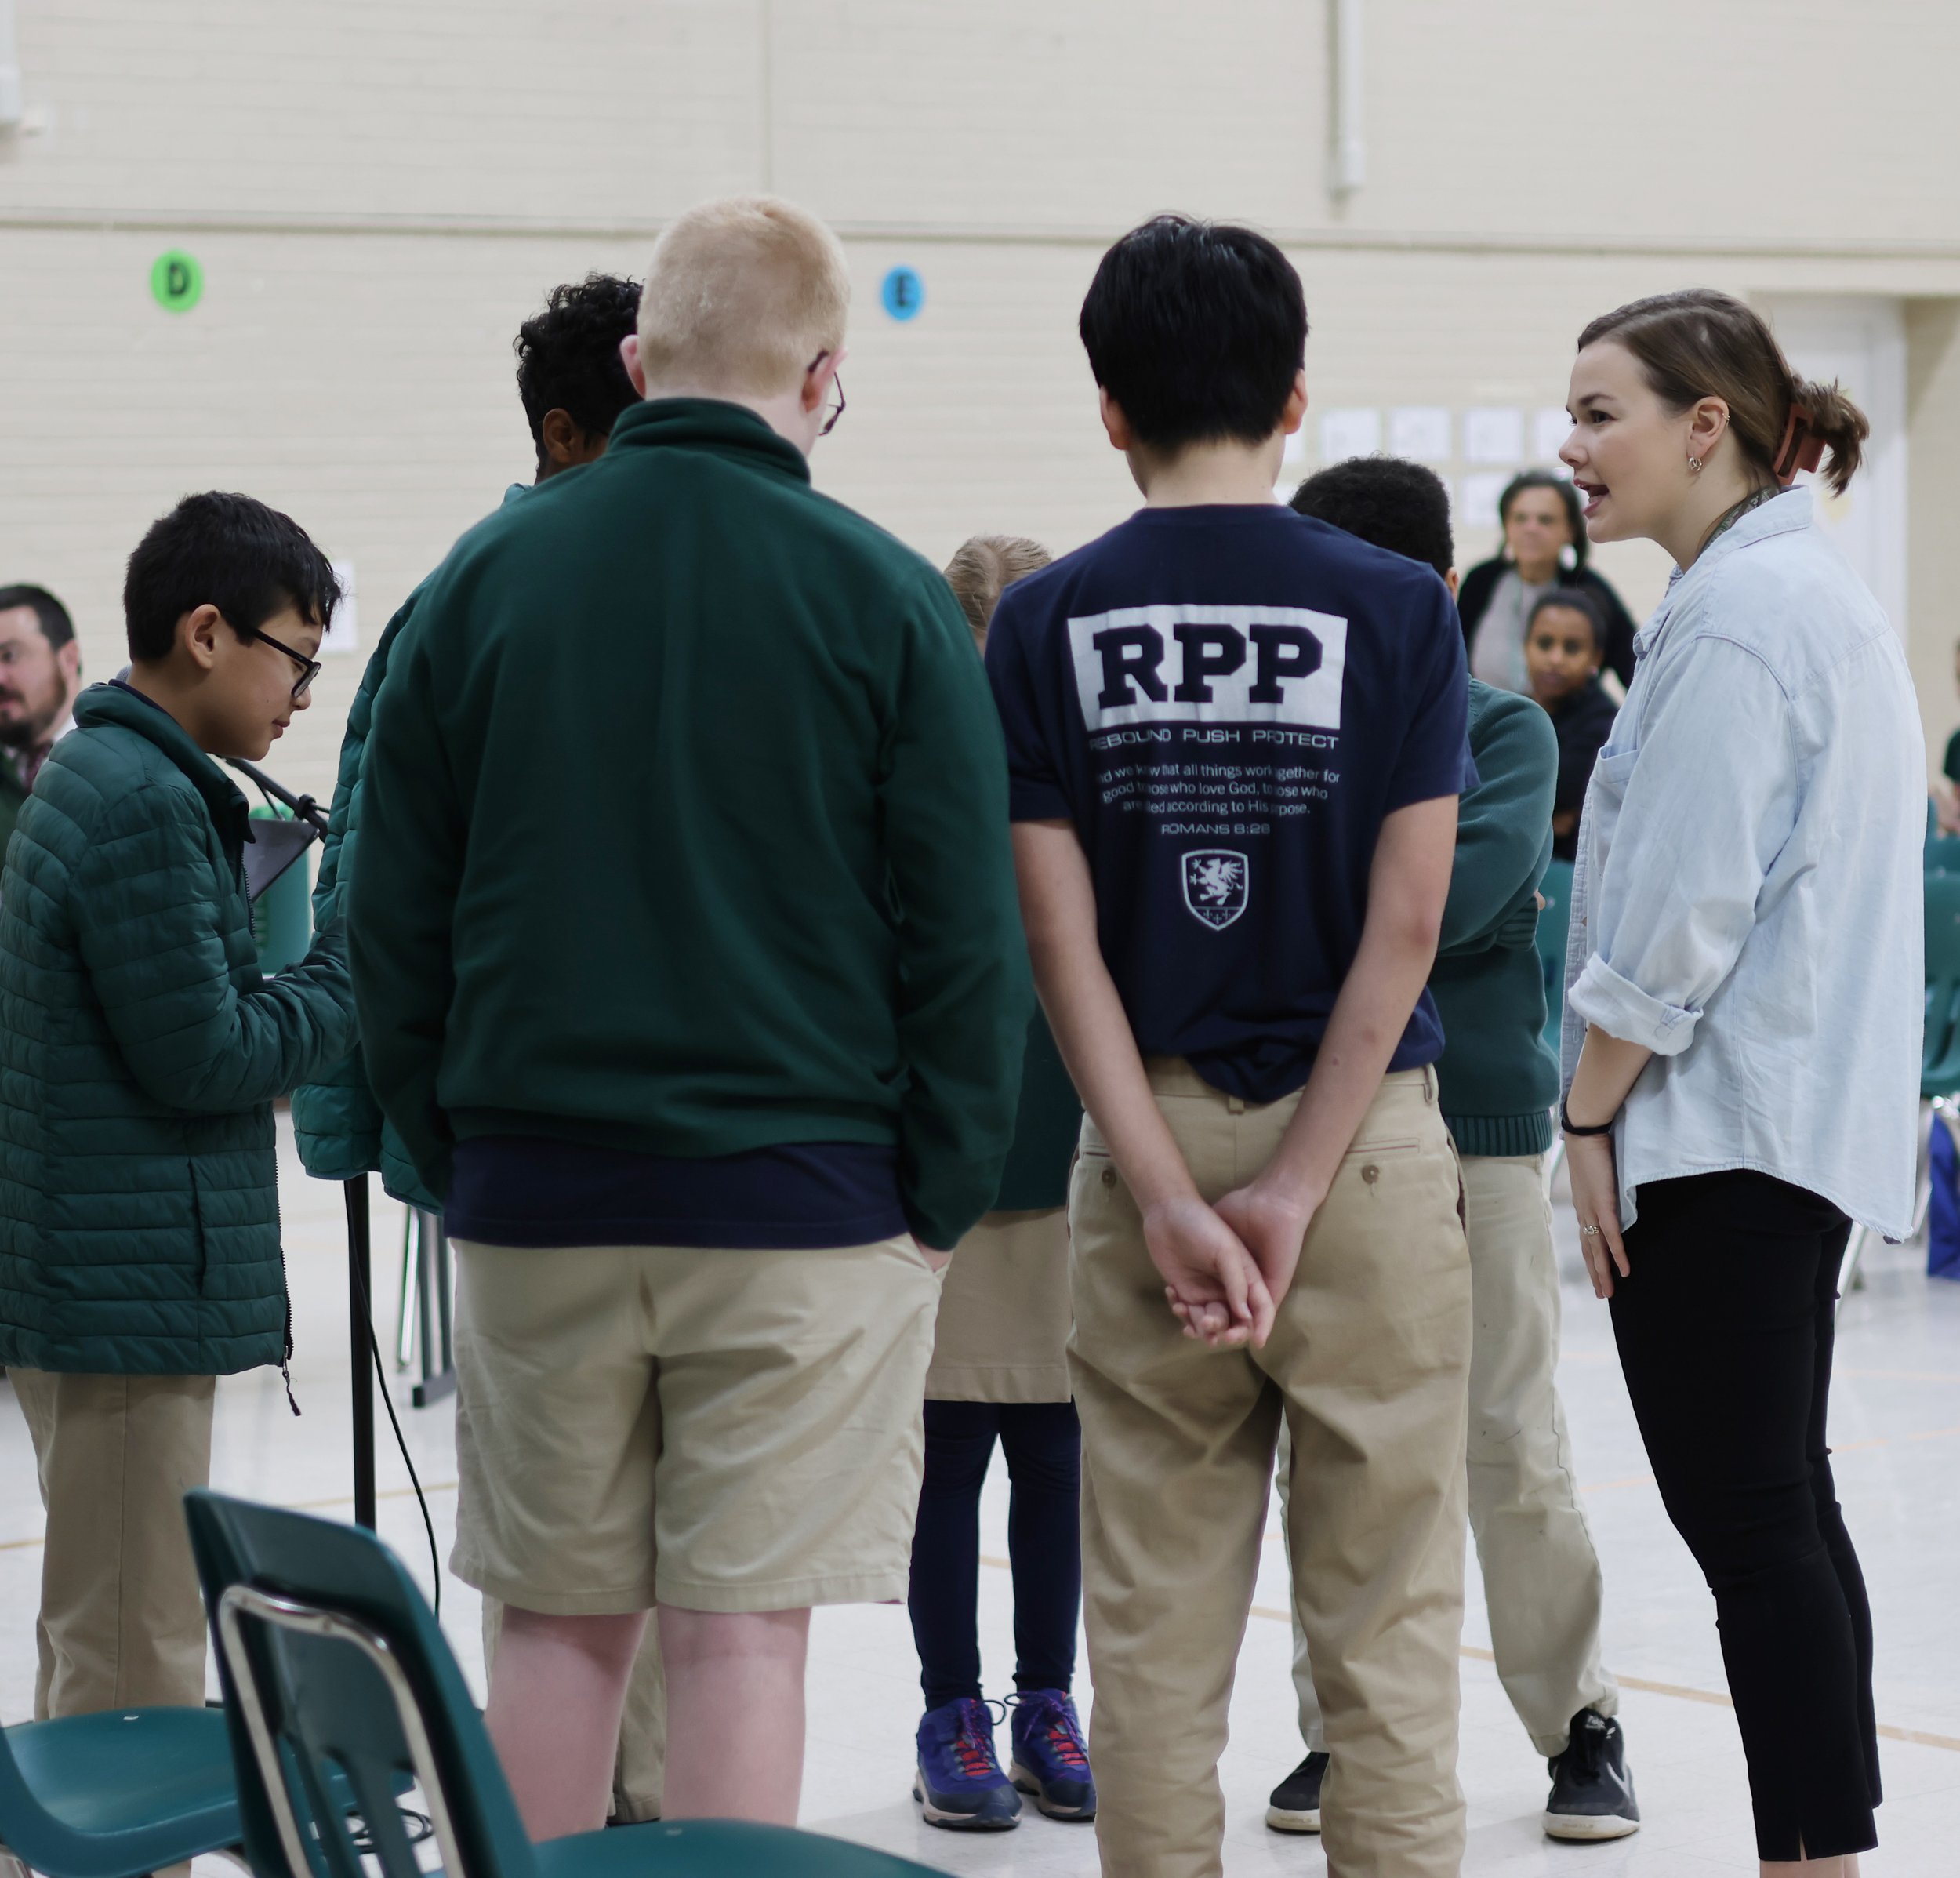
[223,757,329,837]
[225,757,376,1531]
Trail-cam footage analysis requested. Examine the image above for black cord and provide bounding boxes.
[344,1245,443,1622]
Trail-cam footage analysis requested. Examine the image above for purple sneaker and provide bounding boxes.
[913,1698,1022,1832]
[1007,1689,1097,1821]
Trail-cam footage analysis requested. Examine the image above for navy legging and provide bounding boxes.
[1610,1170,1879,1862]
[906,1399,1082,1710]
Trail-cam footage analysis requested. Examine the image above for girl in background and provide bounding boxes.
[1523,587,1618,863]
[908,535,1095,1835]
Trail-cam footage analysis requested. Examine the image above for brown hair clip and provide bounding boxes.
[1773,404,1826,486]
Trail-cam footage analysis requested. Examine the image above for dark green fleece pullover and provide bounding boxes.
[1431,680,1559,1157]
[349,399,1031,1250]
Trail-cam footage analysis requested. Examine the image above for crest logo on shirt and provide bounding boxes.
[1182,850,1248,930]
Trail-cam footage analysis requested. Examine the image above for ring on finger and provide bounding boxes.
[1579,1223,1601,1237]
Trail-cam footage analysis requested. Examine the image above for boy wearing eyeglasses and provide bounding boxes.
[0,491,356,1724]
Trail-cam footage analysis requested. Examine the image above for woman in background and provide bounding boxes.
[1458,469,1639,692]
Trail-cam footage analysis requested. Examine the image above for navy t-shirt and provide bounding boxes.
[986,503,1475,1105]
[445,1138,909,1250]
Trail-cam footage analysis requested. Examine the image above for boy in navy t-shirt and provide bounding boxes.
[987,216,1475,1878]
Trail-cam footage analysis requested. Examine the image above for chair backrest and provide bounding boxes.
[1924,873,1960,1094]
[185,1491,537,1878]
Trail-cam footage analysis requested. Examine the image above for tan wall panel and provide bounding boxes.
[14,226,1948,804]
[1359,0,1960,247]
[1,0,764,220]
[773,0,1324,230]
[5,3,1959,248]
[1907,300,1960,779]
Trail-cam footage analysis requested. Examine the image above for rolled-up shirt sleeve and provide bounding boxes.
[1569,634,1798,1057]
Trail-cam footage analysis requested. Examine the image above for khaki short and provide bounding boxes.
[924,1206,1072,1404]
[450,1234,942,1615]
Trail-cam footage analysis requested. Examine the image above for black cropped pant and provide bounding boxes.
[1610,1171,1879,1862]
[906,1399,1081,1712]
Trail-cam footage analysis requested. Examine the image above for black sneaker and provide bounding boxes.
[1544,1709,1639,1840]
[1265,1750,1329,1833]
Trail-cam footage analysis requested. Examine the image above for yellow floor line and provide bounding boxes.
[1250,1600,1960,1753]
[0,1479,460,1553]
[1838,1368,1960,1384]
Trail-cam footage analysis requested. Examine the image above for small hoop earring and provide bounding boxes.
[1688,455,1704,474]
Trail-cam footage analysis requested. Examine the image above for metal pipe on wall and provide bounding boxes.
[0,0,21,130]
[1329,0,1366,197]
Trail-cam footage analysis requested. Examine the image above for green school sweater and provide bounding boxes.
[1430,681,1559,1157]
[349,398,1032,1251]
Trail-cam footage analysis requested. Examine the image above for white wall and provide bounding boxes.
[4,2,1960,794]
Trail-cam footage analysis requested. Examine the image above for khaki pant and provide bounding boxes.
[481,1596,666,1822]
[1070,1063,1472,1878]
[13,1369,216,1718]
[1287,1152,1617,1759]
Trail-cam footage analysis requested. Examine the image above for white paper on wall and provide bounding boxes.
[1387,406,1452,463]
[324,561,358,656]
[1319,408,1381,463]
[1463,407,1525,465]
[1457,472,1514,530]
[1533,407,1573,464]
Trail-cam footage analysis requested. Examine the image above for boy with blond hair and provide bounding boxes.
[353,195,1029,1833]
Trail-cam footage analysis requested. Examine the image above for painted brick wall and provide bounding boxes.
[2,2,1958,798]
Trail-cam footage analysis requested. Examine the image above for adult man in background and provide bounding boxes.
[292,272,670,1821]
[352,195,1027,1833]
[0,586,82,854]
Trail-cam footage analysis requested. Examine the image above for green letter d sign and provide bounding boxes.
[150,250,204,313]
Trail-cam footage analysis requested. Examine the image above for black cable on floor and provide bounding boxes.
[345,1245,443,1622]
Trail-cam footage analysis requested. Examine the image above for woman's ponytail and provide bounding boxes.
[1784,376,1869,497]
[1577,291,1873,498]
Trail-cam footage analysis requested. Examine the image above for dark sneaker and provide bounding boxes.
[1266,1750,1329,1833]
[1544,1709,1640,1840]
[1007,1689,1097,1821]
[913,1697,1022,1831]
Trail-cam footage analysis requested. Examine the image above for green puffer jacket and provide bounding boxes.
[0,684,357,1375]
[290,485,528,1211]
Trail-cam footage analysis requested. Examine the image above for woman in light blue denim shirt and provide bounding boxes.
[1555,292,1921,1878]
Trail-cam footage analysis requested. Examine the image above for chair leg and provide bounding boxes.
[396,1203,419,1371]
[1911,1099,1936,1242]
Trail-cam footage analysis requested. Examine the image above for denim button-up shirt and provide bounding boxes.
[1561,489,1923,1237]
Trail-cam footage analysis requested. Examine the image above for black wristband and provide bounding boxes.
[1560,1093,1615,1138]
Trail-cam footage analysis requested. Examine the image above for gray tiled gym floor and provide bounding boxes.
[1,1117,1951,1875]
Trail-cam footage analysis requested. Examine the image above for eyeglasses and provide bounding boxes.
[808,351,846,437]
[250,625,322,702]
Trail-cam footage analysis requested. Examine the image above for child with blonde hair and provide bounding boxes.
[908,536,1096,1835]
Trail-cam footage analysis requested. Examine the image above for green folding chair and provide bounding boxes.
[1842,871,1960,1310]
[0,1705,242,1878]
[1535,858,1577,1059]
[184,1491,951,1878]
